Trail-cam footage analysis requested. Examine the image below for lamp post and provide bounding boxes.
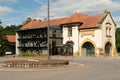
[47,0,50,60]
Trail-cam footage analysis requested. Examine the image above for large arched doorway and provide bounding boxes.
[105,42,112,56]
[82,42,95,56]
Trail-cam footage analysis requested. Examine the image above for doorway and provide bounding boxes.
[82,42,95,56]
[105,42,111,56]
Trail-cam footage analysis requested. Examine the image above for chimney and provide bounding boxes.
[44,17,47,21]
[39,20,42,22]
[74,10,79,13]
[33,19,37,21]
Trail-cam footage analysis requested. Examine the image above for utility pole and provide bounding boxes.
[47,0,50,60]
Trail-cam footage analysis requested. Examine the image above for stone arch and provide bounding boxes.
[61,40,74,56]
[80,38,97,56]
[66,40,74,45]
[104,40,113,56]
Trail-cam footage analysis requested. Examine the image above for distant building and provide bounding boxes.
[6,35,16,54]
[16,10,116,57]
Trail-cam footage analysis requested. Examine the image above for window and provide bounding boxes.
[109,28,111,36]
[52,30,56,37]
[52,41,56,47]
[105,22,112,37]
[106,27,111,37]
[68,27,72,37]
[106,28,108,36]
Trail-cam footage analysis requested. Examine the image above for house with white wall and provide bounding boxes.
[16,10,116,57]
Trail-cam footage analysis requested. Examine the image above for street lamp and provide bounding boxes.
[47,0,50,60]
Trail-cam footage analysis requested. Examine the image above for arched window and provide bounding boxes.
[106,22,112,37]
[105,42,111,56]
[82,42,95,56]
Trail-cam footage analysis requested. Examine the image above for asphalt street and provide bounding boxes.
[0,57,120,80]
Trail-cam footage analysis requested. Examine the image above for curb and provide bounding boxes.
[0,62,85,72]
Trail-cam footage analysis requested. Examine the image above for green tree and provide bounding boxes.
[22,17,32,26]
[0,20,22,56]
[0,22,8,56]
[4,24,22,35]
[0,19,2,25]
[116,28,120,53]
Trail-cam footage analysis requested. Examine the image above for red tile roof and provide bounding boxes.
[21,12,105,30]
[21,17,68,30]
[62,13,88,24]
[80,14,105,29]
[6,35,16,43]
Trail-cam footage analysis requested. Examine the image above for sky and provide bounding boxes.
[0,0,120,27]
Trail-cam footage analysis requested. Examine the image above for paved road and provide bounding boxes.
[0,57,120,80]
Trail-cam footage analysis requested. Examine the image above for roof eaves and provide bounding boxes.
[61,22,82,25]
[79,26,98,30]
[18,26,47,32]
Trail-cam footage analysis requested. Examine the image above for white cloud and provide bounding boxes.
[0,0,18,3]
[0,0,18,16]
[0,6,13,16]
[34,0,42,3]
[34,0,120,17]
[34,0,47,5]
[0,0,18,6]
[33,0,120,26]
[113,16,120,27]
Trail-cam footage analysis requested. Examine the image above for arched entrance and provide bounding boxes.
[105,42,112,56]
[82,42,95,56]
[64,41,74,56]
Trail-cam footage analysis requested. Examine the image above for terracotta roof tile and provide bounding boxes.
[20,12,105,30]
[21,17,68,30]
[6,35,16,43]
[80,14,104,29]
[62,13,88,24]
[21,20,43,30]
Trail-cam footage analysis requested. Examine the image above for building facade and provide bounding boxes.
[6,35,16,55]
[16,10,116,57]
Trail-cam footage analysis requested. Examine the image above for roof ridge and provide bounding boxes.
[20,11,110,30]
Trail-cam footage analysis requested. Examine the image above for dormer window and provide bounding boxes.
[68,27,72,37]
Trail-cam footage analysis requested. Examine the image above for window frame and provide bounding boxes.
[68,27,72,37]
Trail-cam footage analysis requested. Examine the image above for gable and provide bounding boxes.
[101,13,116,29]
[99,10,116,29]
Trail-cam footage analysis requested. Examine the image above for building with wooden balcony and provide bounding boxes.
[16,10,116,57]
